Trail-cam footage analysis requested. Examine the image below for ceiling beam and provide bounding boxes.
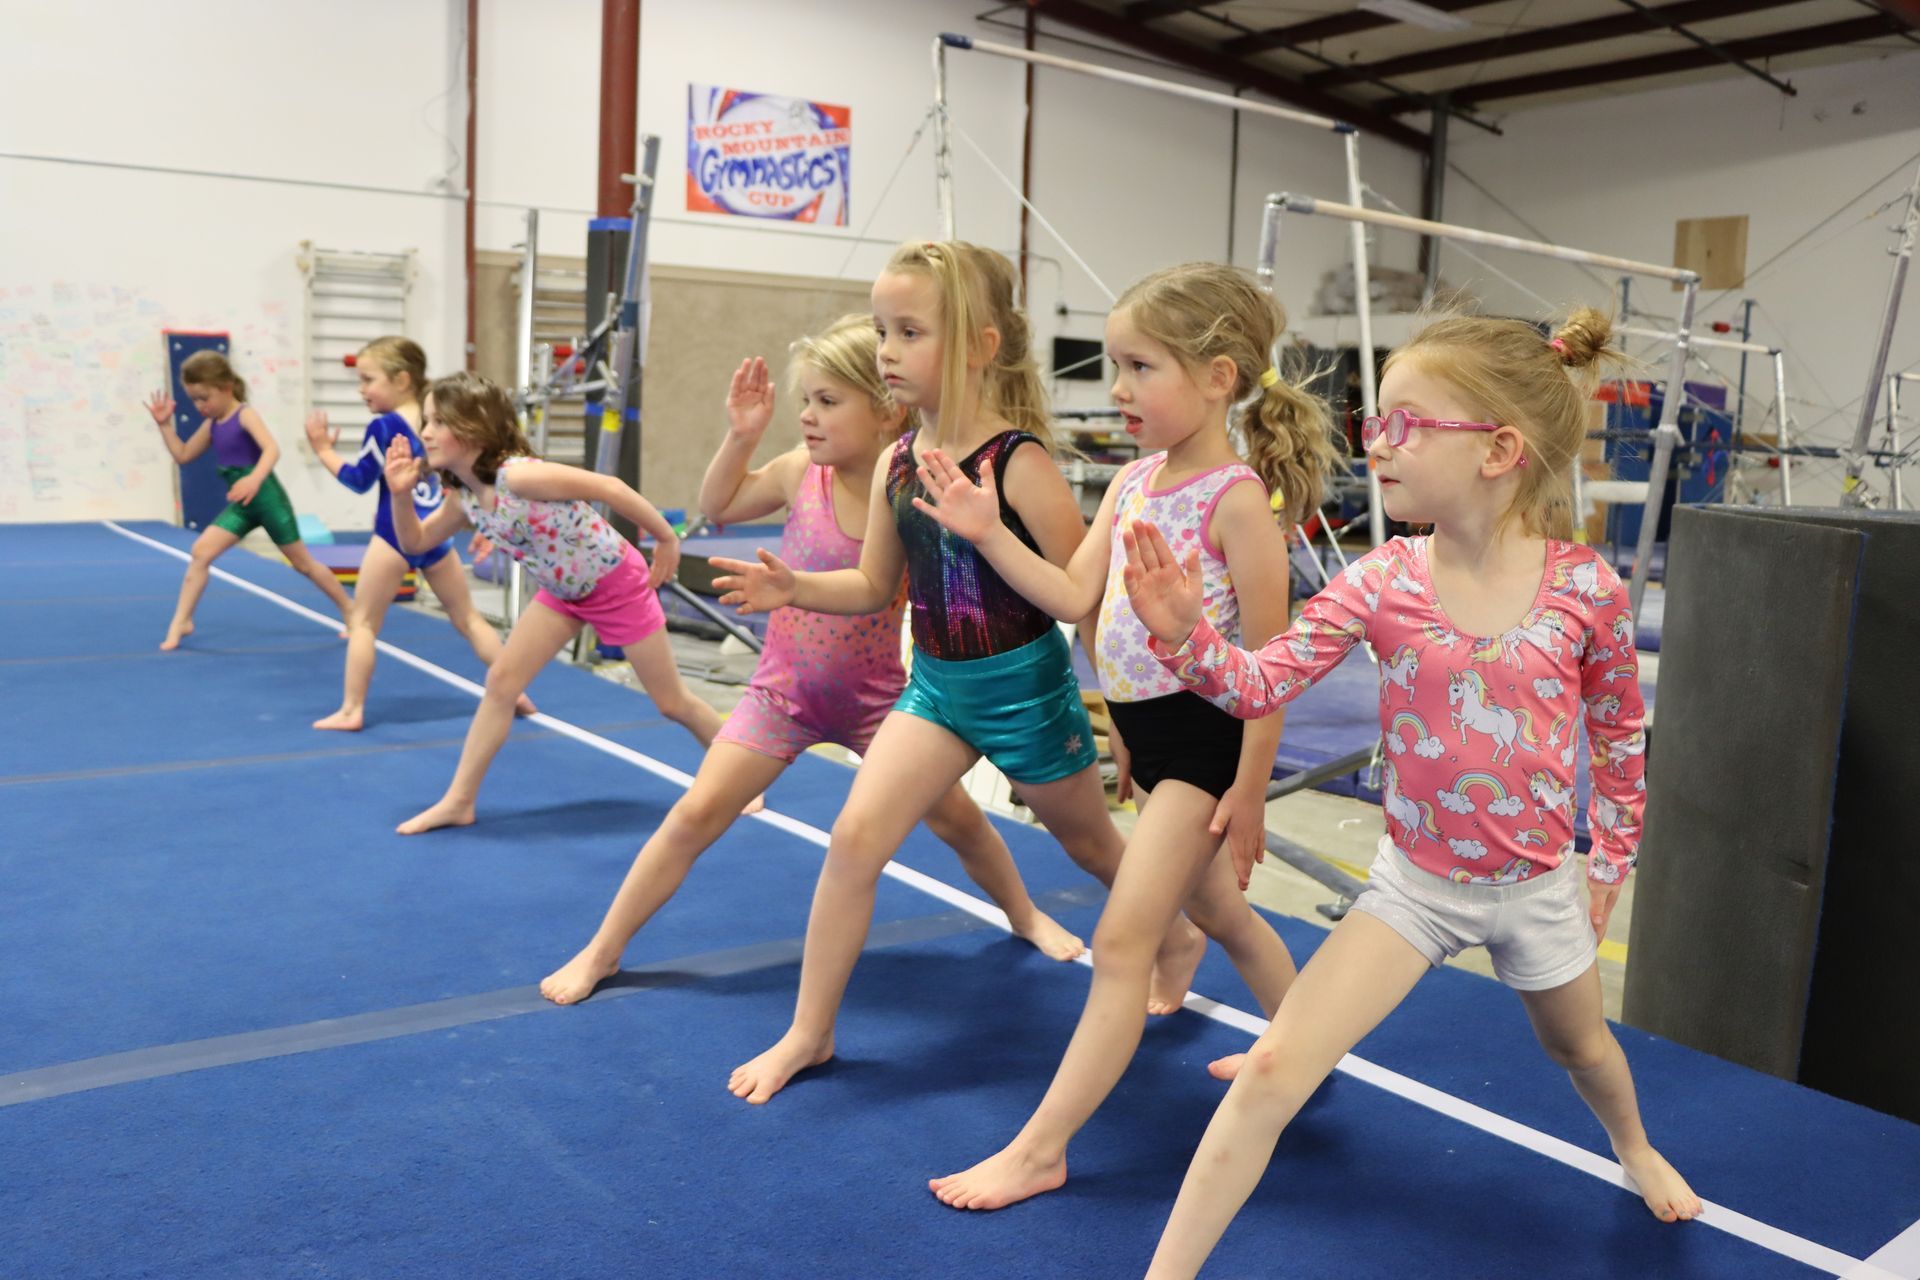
[1305,0,1801,88]
[1124,0,1230,22]
[1026,0,1431,151]
[1220,0,1504,59]
[1371,14,1907,111]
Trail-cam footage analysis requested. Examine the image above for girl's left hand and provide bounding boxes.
[646,537,680,590]
[1121,520,1203,648]
[1209,781,1267,891]
[710,549,796,614]
[226,474,263,506]
[911,449,1000,544]
[1587,879,1623,941]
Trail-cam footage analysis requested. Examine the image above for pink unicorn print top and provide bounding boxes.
[1096,455,1262,702]
[457,456,630,601]
[1153,536,1645,886]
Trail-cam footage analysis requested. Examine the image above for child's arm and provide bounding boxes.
[911,446,1113,623]
[698,357,807,525]
[226,407,281,506]
[383,436,469,551]
[501,459,683,588]
[306,412,375,493]
[1127,520,1370,720]
[711,453,905,616]
[995,441,1092,572]
[1579,560,1647,935]
[147,392,210,464]
[1205,482,1295,890]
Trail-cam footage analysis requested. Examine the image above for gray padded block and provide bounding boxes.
[1622,506,1861,1078]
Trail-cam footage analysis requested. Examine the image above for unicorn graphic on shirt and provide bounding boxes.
[1500,611,1568,669]
[1548,557,1609,608]
[1528,770,1576,823]
[1381,644,1420,704]
[1447,669,1541,766]
[1590,852,1625,885]
[1382,765,1441,847]
[1594,729,1646,776]
[1593,792,1638,841]
[1611,613,1632,645]
[1586,692,1622,725]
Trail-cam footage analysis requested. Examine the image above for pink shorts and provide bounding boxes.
[532,547,665,647]
[715,684,894,764]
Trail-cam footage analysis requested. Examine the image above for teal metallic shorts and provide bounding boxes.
[893,627,1098,786]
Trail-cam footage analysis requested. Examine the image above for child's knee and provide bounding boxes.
[482,662,527,703]
[1089,916,1160,974]
[1541,1029,1612,1074]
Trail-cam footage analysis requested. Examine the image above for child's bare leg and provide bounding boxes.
[315,539,404,730]
[543,742,788,1004]
[398,602,577,834]
[1179,847,1300,1080]
[931,782,1221,1210]
[1019,766,1208,1014]
[281,540,354,625]
[921,784,1083,961]
[1146,912,1429,1280]
[620,630,759,812]
[424,551,534,717]
[162,526,238,648]
[1517,961,1702,1223]
[729,713,975,1104]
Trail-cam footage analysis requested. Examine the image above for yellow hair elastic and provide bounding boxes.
[1258,367,1281,389]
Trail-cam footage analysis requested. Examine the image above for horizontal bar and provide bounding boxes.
[1271,193,1699,283]
[942,32,1348,133]
[1620,324,1776,356]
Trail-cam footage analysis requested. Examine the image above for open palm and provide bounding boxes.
[1121,520,1203,647]
[910,448,1001,544]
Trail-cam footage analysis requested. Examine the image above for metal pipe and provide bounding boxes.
[938,32,1344,131]
[1629,278,1698,621]
[463,0,478,370]
[1343,136,1385,546]
[1774,350,1792,506]
[1845,157,1920,505]
[933,36,955,237]
[513,209,539,429]
[1619,323,1774,356]
[1890,374,1905,510]
[1270,193,1699,282]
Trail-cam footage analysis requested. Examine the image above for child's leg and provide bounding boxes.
[729,712,977,1104]
[397,601,578,834]
[421,550,535,717]
[314,538,405,730]
[542,741,790,1005]
[1517,963,1701,1223]
[1017,766,1209,1015]
[279,540,354,623]
[1145,911,1430,1280]
[930,781,1226,1210]
[919,784,1084,962]
[1179,846,1301,1080]
[161,526,239,649]
[620,629,726,744]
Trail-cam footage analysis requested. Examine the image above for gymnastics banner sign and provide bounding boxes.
[687,85,851,226]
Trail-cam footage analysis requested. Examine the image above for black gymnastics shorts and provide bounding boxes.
[1104,690,1247,801]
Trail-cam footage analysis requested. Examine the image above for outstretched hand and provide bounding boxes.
[303,410,338,452]
[1121,520,1203,649]
[384,434,425,493]
[710,548,796,614]
[910,448,1001,544]
[725,356,775,442]
[145,390,175,427]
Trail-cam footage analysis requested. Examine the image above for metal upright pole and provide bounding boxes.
[933,36,956,237]
[1844,157,1920,506]
[1629,276,1698,621]
[1774,350,1793,506]
[1889,375,1905,510]
[505,207,540,626]
[1343,130,1385,546]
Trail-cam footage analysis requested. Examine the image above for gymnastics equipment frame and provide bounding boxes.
[1260,193,1699,624]
[1618,323,1797,506]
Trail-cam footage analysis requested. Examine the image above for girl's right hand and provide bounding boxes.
[910,448,1001,544]
[304,410,337,451]
[725,356,775,442]
[384,434,424,493]
[146,391,175,426]
[710,548,795,614]
[1122,520,1203,649]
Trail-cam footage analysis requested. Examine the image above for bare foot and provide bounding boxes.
[728,1028,833,1104]
[929,1145,1068,1211]
[159,621,194,651]
[396,797,475,835]
[1616,1143,1702,1222]
[514,693,537,717]
[1007,907,1085,962]
[312,707,364,732]
[742,792,766,816]
[1208,1052,1247,1081]
[540,947,621,1005]
[1147,918,1207,1015]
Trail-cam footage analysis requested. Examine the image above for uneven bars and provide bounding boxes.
[1266,192,1698,621]
[1620,324,1775,356]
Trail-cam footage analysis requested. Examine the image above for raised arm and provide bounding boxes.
[699,357,806,524]
[383,435,468,551]
[310,412,378,494]
[911,446,1112,623]
[147,392,210,464]
[502,459,686,588]
[711,451,904,616]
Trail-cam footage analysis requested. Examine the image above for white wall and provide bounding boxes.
[1443,52,1920,507]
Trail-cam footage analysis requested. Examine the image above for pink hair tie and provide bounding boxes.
[1548,337,1568,355]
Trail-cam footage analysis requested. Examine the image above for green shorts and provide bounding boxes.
[211,467,302,546]
[894,628,1098,786]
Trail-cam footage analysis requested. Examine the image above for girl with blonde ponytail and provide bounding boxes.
[911,261,1320,1211]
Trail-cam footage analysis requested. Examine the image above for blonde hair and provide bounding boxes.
[426,372,532,489]
[1386,307,1623,540]
[882,240,1056,453]
[179,350,248,403]
[1115,263,1340,527]
[358,336,429,402]
[787,313,915,438]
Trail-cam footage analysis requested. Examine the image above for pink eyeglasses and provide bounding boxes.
[1360,409,1526,465]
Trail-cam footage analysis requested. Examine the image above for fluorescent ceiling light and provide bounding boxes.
[1357,0,1472,32]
